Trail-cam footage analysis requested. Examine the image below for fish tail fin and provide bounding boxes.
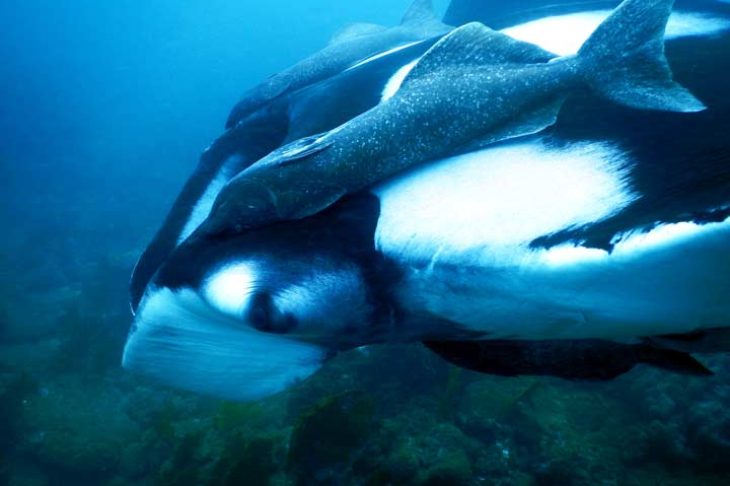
[578,0,705,112]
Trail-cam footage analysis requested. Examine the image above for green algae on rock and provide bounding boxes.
[288,391,374,484]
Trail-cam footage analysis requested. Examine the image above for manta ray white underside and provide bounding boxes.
[374,140,730,341]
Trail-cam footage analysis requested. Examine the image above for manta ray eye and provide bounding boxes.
[203,261,259,317]
[203,260,302,333]
[246,292,298,334]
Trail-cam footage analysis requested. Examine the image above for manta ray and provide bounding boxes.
[124,0,730,401]
[199,0,704,237]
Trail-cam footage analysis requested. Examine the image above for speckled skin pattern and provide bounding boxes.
[204,24,583,234]
[204,0,697,236]
[225,11,450,128]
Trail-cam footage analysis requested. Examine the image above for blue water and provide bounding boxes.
[2,1,730,485]
[0,0,432,260]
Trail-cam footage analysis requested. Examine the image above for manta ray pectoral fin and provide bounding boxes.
[650,327,730,354]
[635,344,713,376]
[424,339,712,380]
[329,23,388,46]
[226,72,295,129]
[402,22,555,90]
[459,97,566,153]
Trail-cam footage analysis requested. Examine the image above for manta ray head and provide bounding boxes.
[123,195,384,401]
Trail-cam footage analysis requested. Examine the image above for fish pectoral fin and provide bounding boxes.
[283,182,349,220]
[458,97,565,152]
[403,21,555,88]
[266,133,334,167]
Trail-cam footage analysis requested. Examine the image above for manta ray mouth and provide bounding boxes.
[123,287,327,401]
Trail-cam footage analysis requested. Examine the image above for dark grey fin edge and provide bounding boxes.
[402,0,439,25]
[578,0,706,113]
[637,345,713,376]
[424,339,715,381]
[650,327,730,354]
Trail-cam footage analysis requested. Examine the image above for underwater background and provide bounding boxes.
[2,0,730,485]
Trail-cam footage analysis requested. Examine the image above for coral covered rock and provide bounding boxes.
[18,376,141,480]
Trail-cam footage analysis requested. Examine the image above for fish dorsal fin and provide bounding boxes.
[402,22,555,86]
[401,0,439,25]
[329,23,387,45]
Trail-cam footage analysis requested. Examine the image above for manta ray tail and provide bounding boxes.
[578,0,706,112]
